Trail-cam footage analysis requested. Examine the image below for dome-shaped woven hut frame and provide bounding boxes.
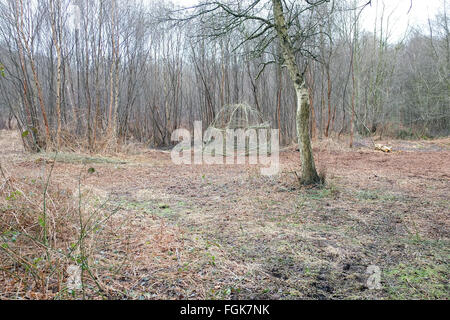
[212,103,270,130]
[204,103,271,156]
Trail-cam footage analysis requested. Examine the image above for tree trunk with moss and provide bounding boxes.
[273,0,320,184]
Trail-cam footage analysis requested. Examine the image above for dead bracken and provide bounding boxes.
[0,130,448,300]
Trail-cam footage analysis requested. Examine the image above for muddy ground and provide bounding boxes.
[0,131,448,300]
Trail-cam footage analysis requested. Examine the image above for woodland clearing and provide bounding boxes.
[0,130,448,300]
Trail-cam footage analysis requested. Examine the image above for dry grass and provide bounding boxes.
[0,158,129,299]
[0,130,448,300]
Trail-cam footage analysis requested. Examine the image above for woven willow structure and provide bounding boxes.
[203,104,271,156]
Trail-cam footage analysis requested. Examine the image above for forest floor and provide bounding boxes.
[0,130,448,300]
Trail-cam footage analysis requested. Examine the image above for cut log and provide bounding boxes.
[375,144,392,153]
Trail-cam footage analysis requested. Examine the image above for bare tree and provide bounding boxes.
[0,0,447,157]
[171,0,337,184]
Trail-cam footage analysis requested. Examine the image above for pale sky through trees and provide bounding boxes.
[170,0,447,42]
[362,0,446,40]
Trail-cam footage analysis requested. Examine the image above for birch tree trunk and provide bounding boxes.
[50,0,62,149]
[108,0,118,137]
[272,0,320,185]
[17,0,51,148]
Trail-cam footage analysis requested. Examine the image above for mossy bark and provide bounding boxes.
[296,87,320,184]
[273,0,320,184]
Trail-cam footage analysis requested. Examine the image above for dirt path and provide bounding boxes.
[1,131,449,299]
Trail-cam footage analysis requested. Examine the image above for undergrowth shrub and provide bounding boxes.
[379,123,435,140]
[0,162,127,299]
